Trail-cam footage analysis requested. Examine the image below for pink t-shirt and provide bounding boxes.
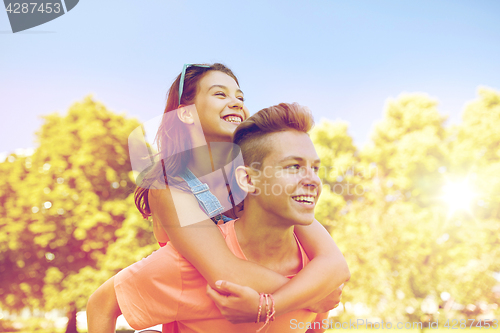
[115,220,321,332]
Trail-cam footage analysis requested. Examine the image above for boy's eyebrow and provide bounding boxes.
[279,156,321,164]
[209,85,244,95]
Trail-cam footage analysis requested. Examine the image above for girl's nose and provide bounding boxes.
[229,96,244,110]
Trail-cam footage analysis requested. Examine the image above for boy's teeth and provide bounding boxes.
[293,195,314,204]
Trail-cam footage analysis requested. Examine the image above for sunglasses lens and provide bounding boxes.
[178,64,210,105]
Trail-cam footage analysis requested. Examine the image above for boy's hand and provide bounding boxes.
[206,280,261,324]
[306,283,344,313]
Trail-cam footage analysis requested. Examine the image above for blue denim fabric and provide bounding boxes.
[178,168,232,224]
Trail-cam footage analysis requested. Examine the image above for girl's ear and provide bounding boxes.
[177,105,194,124]
[235,166,256,194]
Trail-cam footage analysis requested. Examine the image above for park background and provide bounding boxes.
[1,0,500,332]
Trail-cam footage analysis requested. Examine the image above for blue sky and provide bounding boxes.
[1,0,499,155]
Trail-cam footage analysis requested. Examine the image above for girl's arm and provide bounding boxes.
[150,187,350,318]
[150,187,290,291]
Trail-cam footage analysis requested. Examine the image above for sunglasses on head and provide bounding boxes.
[178,64,210,105]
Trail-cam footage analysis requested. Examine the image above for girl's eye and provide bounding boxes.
[238,96,245,102]
[215,92,226,97]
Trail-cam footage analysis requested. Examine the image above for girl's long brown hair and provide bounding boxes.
[134,63,240,218]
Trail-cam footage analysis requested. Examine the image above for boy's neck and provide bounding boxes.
[234,201,301,276]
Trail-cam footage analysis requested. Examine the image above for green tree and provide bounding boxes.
[314,92,500,323]
[0,152,48,311]
[0,96,156,332]
[311,120,362,230]
[449,87,500,217]
[447,87,500,303]
[363,93,448,204]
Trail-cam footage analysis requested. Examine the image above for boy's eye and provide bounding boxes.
[287,164,300,170]
[313,166,320,173]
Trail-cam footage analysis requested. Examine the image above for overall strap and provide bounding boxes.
[219,214,233,223]
[177,168,225,218]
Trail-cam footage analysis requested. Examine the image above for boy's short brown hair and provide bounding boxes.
[233,102,314,169]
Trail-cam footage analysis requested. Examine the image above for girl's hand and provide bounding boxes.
[206,280,261,324]
[306,283,344,313]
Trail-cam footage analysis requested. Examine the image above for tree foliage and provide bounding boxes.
[313,90,500,323]
[0,96,156,332]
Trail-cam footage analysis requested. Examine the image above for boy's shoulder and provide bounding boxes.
[217,219,246,261]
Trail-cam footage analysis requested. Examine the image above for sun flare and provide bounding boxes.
[441,180,476,213]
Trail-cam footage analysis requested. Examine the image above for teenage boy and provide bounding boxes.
[89,103,349,333]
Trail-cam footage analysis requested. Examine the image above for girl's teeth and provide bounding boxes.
[224,116,241,123]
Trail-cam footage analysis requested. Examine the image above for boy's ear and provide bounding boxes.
[177,105,194,124]
[235,166,256,194]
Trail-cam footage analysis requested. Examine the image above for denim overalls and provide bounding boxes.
[177,168,233,224]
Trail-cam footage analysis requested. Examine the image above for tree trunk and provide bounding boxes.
[65,303,78,333]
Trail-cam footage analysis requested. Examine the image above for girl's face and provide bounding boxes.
[194,71,249,143]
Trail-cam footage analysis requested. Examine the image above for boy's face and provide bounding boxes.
[251,130,322,227]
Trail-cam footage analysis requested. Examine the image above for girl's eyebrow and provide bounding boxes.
[208,85,244,95]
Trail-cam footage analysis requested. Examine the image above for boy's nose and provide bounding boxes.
[301,168,321,188]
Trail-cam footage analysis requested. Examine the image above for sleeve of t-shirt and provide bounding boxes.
[114,244,183,330]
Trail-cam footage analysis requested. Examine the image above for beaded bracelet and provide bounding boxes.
[256,293,265,323]
[256,293,276,332]
[267,294,276,322]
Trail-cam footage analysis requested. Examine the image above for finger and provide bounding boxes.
[206,284,226,304]
[214,280,246,296]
